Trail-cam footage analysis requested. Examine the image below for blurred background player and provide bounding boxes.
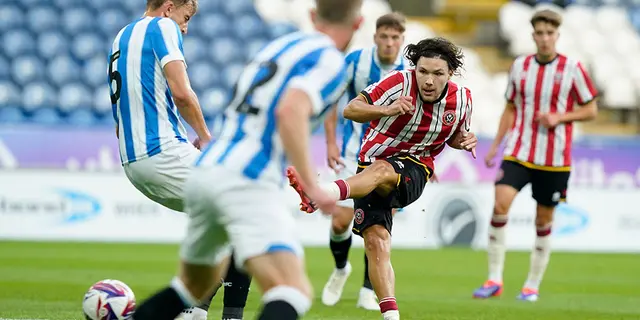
[131,0,364,319]
[321,12,408,310]
[473,9,598,302]
[288,37,477,320]
[108,0,252,319]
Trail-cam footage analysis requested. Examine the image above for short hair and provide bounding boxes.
[530,9,562,28]
[376,12,406,33]
[404,37,464,76]
[147,0,198,12]
[315,0,363,24]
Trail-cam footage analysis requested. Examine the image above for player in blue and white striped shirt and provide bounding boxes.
[319,12,409,310]
[131,1,364,319]
[108,1,251,320]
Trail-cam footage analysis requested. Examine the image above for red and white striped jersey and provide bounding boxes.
[503,54,598,168]
[358,70,472,171]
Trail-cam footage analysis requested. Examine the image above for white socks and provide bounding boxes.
[524,226,552,290]
[487,215,507,283]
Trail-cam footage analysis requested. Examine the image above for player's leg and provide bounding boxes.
[221,259,252,320]
[518,170,570,301]
[473,160,530,299]
[229,185,312,320]
[322,204,354,306]
[287,160,399,213]
[133,169,231,320]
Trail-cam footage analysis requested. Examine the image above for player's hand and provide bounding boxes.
[306,185,337,216]
[193,137,211,150]
[326,143,344,173]
[384,96,414,117]
[485,144,498,168]
[459,131,477,159]
[535,112,560,129]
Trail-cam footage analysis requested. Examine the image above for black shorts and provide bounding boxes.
[352,156,430,237]
[496,159,570,207]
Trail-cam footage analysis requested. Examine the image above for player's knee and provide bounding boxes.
[331,207,353,234]
[367,160,397,191]
[535,205,554,227]
[363,226,391,255]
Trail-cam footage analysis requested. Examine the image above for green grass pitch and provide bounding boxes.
[1,241,639,319]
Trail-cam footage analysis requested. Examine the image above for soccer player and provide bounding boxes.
[108,1,251,319]
[472,9,598,302]
[130,1,364,319]
[288,37,477,320]
[321,12,408,310]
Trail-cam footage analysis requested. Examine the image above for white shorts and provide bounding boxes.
[123,142,200,212]
[180,166,303,270]
[335,158,358,207]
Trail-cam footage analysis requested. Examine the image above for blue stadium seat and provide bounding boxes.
[72,33,106,61]
[0,5,24,33]
[189,61,221,93]
[209,37,243,65]
[38,31,69,60]
[122,0,145,17]
[270,22,299,39]
[183,37,208,64]
[66,108,97,127]
[12,56,45,86]
[197,0,221,12]
[92,86,112,117]
[47,55,81,88]
[233,13,268,40]
[17,0,50,7]
[27,6,59,34]
[245,38,270,61]
[52,0,85,10]
[97,9,129,39]
[62,8,95,35]
[222,63,246,89]
[0,106,25,124]
[84,56,108,88]
[0,55,9,80]
[195,13,230,39]
[0,81,21,106]
[223,0,259,16]
[630,8,640,32]
[57,83,92,114]
[2,29,35,59]
[29,108,61,125]
[200,87,229,117]
[21,82,56,113]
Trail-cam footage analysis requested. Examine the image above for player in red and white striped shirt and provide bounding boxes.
[287,37,477,320]
[473,9,598,302]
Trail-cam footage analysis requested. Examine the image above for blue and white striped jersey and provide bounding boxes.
[108,17,189,165]
[194,31,348,185]
[340,46,408,161]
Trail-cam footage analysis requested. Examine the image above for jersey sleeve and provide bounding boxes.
[571,61,598,105]
[360,71,405,106]
[504,61,517,103]
[151,18,186,68]
[287,48,348,115]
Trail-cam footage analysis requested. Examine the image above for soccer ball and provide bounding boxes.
[83,279,136,320]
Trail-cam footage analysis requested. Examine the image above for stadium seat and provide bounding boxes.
[200,87,230,117]
[97,9,129,39]
[93,86,112,118]
[72,33,106,61]
[189,61,220,93]
[194,13,230,40]
[0,56,9,81]
[84,56,108,88]
[0,81,21,106]
[66,108,97,127]
[0,106,25,124]
[21,82,57,112]
[38,32,69,60]
[183,37,207,63]
[12,56,45,86]
[29,107,61,125]
[209,37,243,65]
[233,13,268,41]
[47,55,81,88]
[222,63,245,89]
[58,83,93,114]
[2,29,35,59]
[0,4,24,33]
[26,6,59,34]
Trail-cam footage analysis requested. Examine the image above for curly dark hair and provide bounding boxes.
[404,37,465,76]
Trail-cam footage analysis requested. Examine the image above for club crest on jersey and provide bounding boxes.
[354,209,365,224]
[442,110,456,126]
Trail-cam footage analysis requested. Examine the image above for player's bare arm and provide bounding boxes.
[343,94,413,123]
[485,102,516,167]
[447,130,478,158]
[323,106,345,171]
[164,60,211,146]
[278,88,336,214]
[536,98,598,129]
